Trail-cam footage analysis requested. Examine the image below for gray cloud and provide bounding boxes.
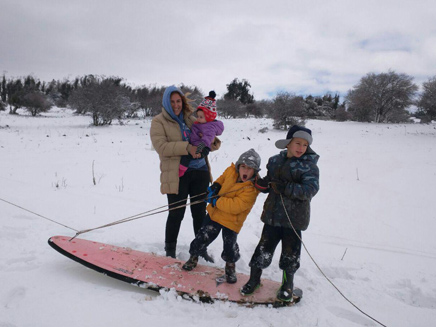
[1,0,435,99]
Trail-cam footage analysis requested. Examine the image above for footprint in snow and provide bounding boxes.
[327,306,376,326]
[387,279,436,309]
[0,321,18,327]
[0,255,39,272]
[3,286,26,309]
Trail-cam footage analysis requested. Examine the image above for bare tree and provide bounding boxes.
[22,91,52,116]
[69,75,131,126]
[217,98,242,119]
[271,92,306,130]
[346,71,417,123]
[417,76,436,122]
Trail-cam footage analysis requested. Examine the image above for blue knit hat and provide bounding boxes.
[275,125,313,149]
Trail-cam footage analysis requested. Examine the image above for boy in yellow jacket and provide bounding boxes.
[182,149,261,283]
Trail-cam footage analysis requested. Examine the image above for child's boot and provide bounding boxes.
[240,267,262,295]
[225,262,237,284]
[165,242,177,258]
[182,255,198,271]
[276,270,294,302]
[200,251,215,263]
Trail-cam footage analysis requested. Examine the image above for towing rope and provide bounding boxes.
[69,185,252,241]
[0,197,79,232]
[0,185,252,241]
[279,193,387,327]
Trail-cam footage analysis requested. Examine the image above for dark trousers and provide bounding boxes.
[189,214,240,263]
[179,154,192,167]
[249,224,302,272]
[165,170,209,244]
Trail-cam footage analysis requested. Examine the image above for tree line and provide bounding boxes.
[1,71,435,128]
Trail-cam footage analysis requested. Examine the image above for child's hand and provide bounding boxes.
[271,180,286,194]
[254,175,270,193]
[188,145,201,158]
[205,195,219,207]
[204,183,221,205]
[209,182,221,195]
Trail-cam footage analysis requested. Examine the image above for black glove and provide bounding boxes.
[254,175,270,193]
[209,182,221,195]
[200,146,210,158]
[270,180,286,194]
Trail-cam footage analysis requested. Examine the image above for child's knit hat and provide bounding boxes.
[235,148,261,173]
[197,91,217,122]
[275,125,313,149]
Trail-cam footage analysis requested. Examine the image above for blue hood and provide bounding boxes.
[162,85,184,122]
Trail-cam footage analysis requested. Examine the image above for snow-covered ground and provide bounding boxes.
[1,108,435,327]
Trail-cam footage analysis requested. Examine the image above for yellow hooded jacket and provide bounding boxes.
[207,163,260,233]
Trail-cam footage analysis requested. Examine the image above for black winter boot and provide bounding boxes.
[240,267,262,295]
[276,270,294,302]
[225,262,237,284]
[182,255,198,271]
[200,251,215,263]
[165,242,177,258]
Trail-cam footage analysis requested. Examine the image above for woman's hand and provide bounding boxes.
[188,145,201,158]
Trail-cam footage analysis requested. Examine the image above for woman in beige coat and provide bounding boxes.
[150,85,219,260]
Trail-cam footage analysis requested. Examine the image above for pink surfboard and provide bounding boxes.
[48,235,301,306]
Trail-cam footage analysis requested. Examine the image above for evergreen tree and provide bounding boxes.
[1,74,7,103]
[224,78,254,104]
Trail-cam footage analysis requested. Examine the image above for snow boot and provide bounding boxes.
[240,267,262,295]
[276,270,294,302]
[200,251,215,263]
[225,262,237,284]
[182,255,198,271]
[165,242,177,259]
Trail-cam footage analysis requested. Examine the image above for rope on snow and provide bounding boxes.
[279,193,387,327]
[0,197,79,232]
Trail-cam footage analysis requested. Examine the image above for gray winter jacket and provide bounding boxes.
[261,148,319,231]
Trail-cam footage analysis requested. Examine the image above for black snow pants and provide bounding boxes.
[165,169,209,244]
[249,224,302,272]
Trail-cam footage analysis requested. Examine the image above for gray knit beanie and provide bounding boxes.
[235,148,261,172]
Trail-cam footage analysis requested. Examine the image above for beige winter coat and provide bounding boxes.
[150,108,220,194]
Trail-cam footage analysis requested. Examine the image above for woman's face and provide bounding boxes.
[170,93,183,116]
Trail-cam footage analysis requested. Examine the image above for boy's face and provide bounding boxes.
[238,164,255,182]
[196,110,207,124]
[287,137,309,158]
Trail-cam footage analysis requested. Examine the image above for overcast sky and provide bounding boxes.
[1,0,436,100]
